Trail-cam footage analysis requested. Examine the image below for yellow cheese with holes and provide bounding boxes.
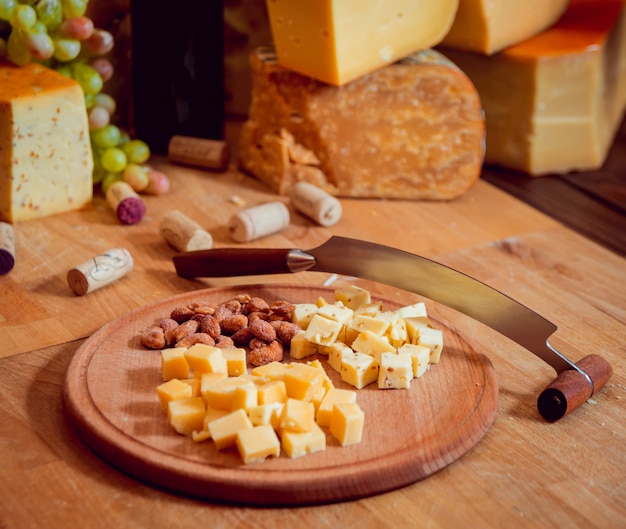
[265,0,460,85]
[247,402,284,428]
[442,0,626,175]
[441,0,570,54]
[236,424,281,464]
[0,62,93,223]
[279,398,315,433]
[221,347,247,376]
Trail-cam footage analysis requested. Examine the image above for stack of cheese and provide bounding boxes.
[438,0,626,175]
[0,62,93,223]
[239,0,486,201]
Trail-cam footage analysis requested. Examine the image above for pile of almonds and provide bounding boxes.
[140,294,301,366]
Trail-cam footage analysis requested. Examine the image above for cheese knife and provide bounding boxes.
[173,235,612,421]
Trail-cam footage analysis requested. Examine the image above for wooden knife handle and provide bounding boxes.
[537,354,613,422]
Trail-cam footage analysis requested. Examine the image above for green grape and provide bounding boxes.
[101,148,127,173]
[122,139,150,164]
[0,0,16,22]
[91,124,121,148]
[10,4,37,30]
[61,0,87,19]
[93,93,116,115]
[35,0,62,31]
[52,37,80,61]
[83,92,94,109]
[55,64,72,77]
[72,62,102,95]
[101,171,123,195]
[123,164,149,192]
[25,30,54,60]
[7,29,31,65]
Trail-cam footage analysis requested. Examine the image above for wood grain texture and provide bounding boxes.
[62,284,497,505]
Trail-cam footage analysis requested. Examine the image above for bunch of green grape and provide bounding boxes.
[0,0,169,196]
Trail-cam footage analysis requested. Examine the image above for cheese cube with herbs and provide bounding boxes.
[0,63,93,223]
[378,352,414,389]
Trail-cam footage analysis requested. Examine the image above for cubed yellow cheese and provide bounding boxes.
[398,343,431,378]
[204,377,255,411]
[291,303,318,329]
[340,352,378,389]
[281,421,327,459]
[247,402,284,428]
[161,347,190,381]
[257,380,288,405]
[199,371,228,404]
[404,316,435,342]
[236,424,281,464]
[156,378,193,412]
[251,360,289,381]
[284,363,326,401]
[416,327,444,364]
[0,63,93,223]
[208,408,253,450]
[378,352,413,389]
[354,301,383,316]
[316,388,357,427]
[386,319,408,349]
[220,347,247,376]
[329,402,364,446]
[203,406,231,432]
[303,313,343,346]
[180,378,201,397]
[334,285,371,310]
[265,0,460,85]
[279,398,315,433]
[183,344,227,374]
[289,329,319,360]
[351,330,396,363]
[168,397,206,435]
[231,384,258,411]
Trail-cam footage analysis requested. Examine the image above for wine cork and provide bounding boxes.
[160,209,213,252]
[0,222,16,275]
[67,248,134,296]
[168,135,230,172]
[106,181,146,225]
[290,181,342,227]
[228,201,290,243]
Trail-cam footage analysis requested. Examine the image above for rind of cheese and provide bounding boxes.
[442,0,626,175]
[265,0,460,86]
[239,47,485,200]
[0,63,93,223]
[441,0,570,55]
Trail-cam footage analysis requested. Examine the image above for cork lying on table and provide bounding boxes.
[238,47,485,200]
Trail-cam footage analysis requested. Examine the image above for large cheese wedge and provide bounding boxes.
[441,0,570,55]
[265,0,460,86]
[239,47,485,200]
[441,0,626,176]
[0,63,93,223]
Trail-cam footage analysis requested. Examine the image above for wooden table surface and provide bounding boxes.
[1,138,625,527]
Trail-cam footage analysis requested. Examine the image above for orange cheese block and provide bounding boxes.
[238,47,485,200]
[441,0,626,176]
[441,0,570,55]
[265,0,460,86]
[0,62,93,223]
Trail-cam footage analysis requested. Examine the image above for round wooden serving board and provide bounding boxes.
[63,284,498,506]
